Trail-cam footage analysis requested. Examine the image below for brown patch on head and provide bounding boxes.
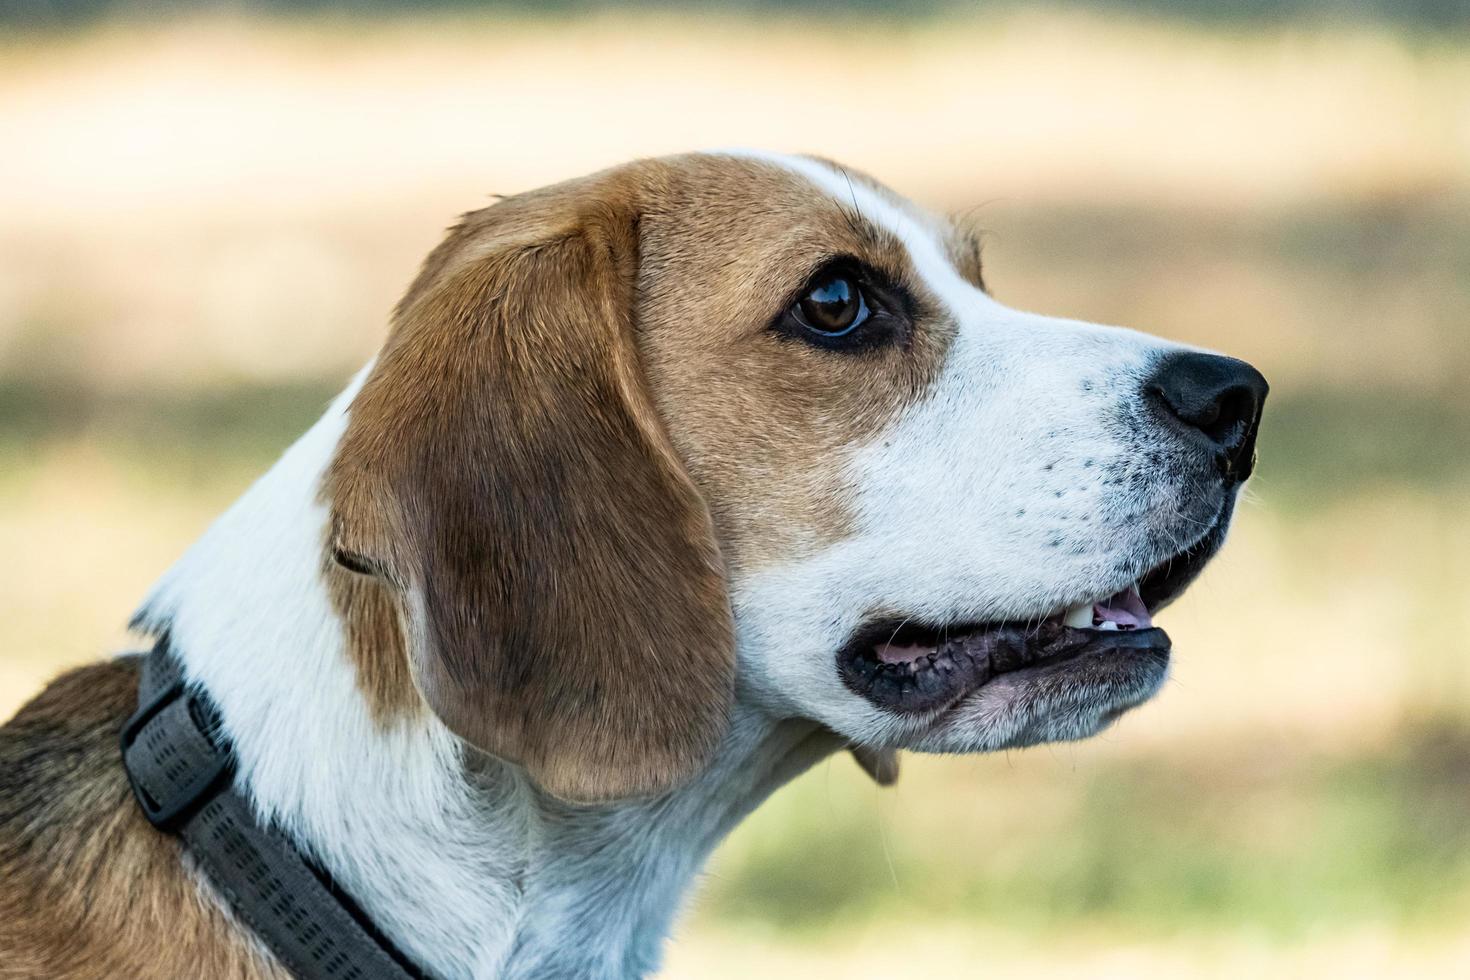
[634,154,956,573]
[948,221,987,292]
[322,153,963,795]
[325,163,734,803]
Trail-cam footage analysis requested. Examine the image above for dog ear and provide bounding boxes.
[328,173,734,803]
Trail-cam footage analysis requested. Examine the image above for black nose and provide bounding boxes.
[1147,352,1268,480]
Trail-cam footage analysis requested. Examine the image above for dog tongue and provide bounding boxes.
[1095,586,1152,629]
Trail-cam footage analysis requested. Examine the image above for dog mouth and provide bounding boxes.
[838,529,1221,716]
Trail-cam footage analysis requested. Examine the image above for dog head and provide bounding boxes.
[326,152,1267,802]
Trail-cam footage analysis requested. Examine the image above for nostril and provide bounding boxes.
[1183,383,1255,446]
[1187,398,1223,434]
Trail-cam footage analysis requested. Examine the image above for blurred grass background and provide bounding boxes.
[2,2,1469,976]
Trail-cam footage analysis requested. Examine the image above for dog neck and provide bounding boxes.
[132,369,839,979]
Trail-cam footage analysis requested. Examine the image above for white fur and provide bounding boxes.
[138,366,520,977]
[132,369,842,978]
[724,151,1214,749]
[127,150,1238,978]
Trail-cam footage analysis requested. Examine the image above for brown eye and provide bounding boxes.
[772,259,907,353]
[795,272,869,336]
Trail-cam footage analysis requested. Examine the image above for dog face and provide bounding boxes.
[635,152,1264,757]
[328,152,1266,801]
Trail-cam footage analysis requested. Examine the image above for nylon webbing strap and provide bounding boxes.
[120,644,428,980]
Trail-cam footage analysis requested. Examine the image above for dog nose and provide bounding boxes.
[1147,352,1268,480]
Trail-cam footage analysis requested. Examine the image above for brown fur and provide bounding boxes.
[327,164,736,804]
[0,660,285,980]
[0,155,942,973]
[322,154,944,798]
[948,223,988,293]
[632,155,955,571]
[323,554,421,725]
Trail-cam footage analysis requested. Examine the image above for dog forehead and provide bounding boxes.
[652,150,945,236]
[632,151,984,328]
[637,153,907,298]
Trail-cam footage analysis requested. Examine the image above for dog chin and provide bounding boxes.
[907,637,1171,753]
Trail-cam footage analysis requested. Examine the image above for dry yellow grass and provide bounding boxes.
[2,9,1468,388]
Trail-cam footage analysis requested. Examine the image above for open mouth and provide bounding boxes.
[838,528,1222,716]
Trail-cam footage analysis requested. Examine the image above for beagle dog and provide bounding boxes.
[0,151,1266,979]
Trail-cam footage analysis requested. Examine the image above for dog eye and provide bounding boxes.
[772,260,909,352]
[793,272,870,337]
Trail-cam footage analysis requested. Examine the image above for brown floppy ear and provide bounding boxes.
[327,172,734,803]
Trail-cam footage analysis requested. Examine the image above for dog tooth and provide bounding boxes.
[1063,603,1095,629]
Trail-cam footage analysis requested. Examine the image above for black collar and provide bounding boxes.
[120,640,431,980]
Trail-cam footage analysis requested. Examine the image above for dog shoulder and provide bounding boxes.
[0,659,286,980]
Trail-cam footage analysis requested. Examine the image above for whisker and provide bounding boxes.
[883,615,915,651]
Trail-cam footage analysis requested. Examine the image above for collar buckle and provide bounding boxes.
[120,676,232,831]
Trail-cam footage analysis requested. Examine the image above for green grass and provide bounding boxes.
[0,378,338,493]
[1255,392,1470,508]
[702,721,1470,940]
